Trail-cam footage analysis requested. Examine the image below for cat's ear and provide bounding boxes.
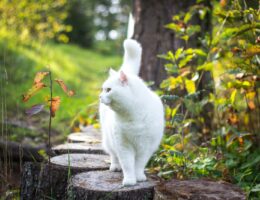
[119,71,128,85]
[109,68,117,77]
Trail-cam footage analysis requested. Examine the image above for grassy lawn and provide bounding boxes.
[0,36,121,142]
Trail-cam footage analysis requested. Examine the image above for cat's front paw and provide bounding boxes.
[109,164,121,172]
[136,173,147,182]
[122,178,136,186]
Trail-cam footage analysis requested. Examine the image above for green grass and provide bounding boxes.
[0,35,121,140]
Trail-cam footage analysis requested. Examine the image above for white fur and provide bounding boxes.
[120,39,142,75]
[99,39,164,186]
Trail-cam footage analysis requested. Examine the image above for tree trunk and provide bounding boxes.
[133,0,214,135]
[133,0,212,87]
[69,170,156,200]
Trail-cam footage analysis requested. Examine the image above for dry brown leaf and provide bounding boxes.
[248,100,256,110]
[50,96,61,117]
[22,82,47,102]
[34,72,49,84]
[55,79,75,97]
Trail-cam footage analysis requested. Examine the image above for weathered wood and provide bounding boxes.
[50,153,109,171]
[21,154,109,200]
[52,142,105,155]
[20,162,41,200]
[67,132,101,143]
[70,170,156,200]
[154,179,246,200]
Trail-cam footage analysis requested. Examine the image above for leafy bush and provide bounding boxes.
[149,0,260,198]
[0,0,71,42]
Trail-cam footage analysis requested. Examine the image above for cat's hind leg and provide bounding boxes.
[116,145,136,186]
[135,149,152,182]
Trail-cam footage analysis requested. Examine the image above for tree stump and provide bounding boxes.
[67,132,101,143]
[69,170,156,200]
[21,154,109,200]
[52,142,105,155]
[154,179,246,200]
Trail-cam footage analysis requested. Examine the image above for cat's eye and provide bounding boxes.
[105,88,111,93]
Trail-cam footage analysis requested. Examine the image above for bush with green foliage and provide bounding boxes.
[149,0,260,199]
[0,0,71,42]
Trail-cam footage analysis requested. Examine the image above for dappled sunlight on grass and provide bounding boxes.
[1,36,121,137]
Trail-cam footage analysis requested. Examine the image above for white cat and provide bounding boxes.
[99,39,164,186]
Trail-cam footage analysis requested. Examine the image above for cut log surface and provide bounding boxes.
[154,179,246,200]
[52,142,105,155]
[67,132,101,143]
[50,153,109,172]
[70,170,156,200]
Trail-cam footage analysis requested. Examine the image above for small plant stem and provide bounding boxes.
[48,70,53,163]
[48,69,53,197]
[244,95,256,135]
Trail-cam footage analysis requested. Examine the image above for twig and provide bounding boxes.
[48,68,53,197]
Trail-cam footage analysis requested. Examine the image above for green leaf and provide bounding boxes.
[187,25,201,36]
[197,62,213,71]
[172,104,181,119]
[179,55,194,68]
[181,35,189,41]
[251,184,260,192]
[185,79,196,94]
[193,49,207,57]
[161,95,180,102]
[240,155,260,169]
[165,23,182,33]
[184,12,192,23]
[175,48,184,60]
[230,89,237,105]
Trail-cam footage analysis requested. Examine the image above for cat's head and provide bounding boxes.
[99,69,131,108]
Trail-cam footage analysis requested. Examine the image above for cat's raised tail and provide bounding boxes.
[120,39,142,75]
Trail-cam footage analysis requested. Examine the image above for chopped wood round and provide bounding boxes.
[50,153,109,172]
[67,132,101,143]
[21,154,109,200]
[154,179,246,200]
[52,143,105,155]
[70,171,156,200]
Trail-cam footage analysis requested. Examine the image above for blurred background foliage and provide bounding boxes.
[149,0,260,199]
[0,0,131,147]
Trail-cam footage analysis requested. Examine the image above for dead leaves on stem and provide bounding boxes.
[22,82,47,102]
[55,79,75,97]
[22,71,74,117]
[49,96,61,117]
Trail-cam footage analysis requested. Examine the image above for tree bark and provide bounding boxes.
[20,154,109,200]
[133,0,214,135]
[132,0,212,87]
[69,170,156,200]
